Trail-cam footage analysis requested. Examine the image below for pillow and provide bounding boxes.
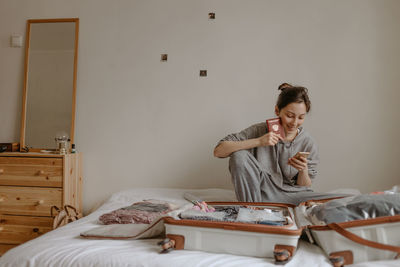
[107,188,237,204]
[183,188,237,202]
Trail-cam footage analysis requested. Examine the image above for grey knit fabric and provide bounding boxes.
[219,123,350,205]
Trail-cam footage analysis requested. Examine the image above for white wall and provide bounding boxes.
[1,0,400,214]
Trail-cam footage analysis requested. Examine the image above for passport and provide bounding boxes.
[266,118,286,139]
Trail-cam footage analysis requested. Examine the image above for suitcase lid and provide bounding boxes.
[294,196,400,231]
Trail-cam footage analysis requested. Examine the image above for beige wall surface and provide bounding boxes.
[1,0,399,214]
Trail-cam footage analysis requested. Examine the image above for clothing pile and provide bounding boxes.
[99,199,178,225]
[179,205,288,226]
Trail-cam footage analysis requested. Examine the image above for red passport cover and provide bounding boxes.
[266,118,286,138]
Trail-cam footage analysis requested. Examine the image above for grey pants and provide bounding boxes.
[229,150,350,205]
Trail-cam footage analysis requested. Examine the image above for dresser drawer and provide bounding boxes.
[0,186,62,216]
[0,244,18,255]
[0,157,62,187]
[0,215,53,244]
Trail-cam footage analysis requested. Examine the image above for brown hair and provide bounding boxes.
[276,83,311,112]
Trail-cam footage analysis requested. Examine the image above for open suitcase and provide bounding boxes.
[160,198,400,266]
[296,198,400,266]
[163,201,301,263]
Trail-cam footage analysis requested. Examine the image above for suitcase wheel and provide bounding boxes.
[274,244,296,264]
[157,238,171,246]
[160,247,174,254]
[166,234,185,250]
[329,255,344,267]
[158,238,176,254]
[329,250,353,266]
[274,248,290,264]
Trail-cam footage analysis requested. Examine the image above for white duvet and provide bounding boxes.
[0,188,399,267]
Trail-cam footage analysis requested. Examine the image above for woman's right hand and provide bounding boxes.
[258,132,283,146]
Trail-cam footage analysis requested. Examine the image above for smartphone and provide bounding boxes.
[294,151,310,159]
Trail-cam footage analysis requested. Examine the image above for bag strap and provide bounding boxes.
[328,222,400,257]
[63,204,81,220]
[64,205,77,216]
[53,212,66,229]
[50,205,61,217]
[52,209,67,229]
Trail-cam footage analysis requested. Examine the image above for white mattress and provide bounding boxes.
[1,188,399,267]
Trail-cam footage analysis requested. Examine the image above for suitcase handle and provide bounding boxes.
[327,222,400,258]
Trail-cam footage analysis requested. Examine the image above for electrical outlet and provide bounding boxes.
[10,35,23,47]
[161,54,168,62]
[208,13,215,20]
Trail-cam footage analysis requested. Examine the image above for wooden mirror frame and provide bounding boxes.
[19,18,79,152]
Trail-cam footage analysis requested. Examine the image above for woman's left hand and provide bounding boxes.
[288,156,308,172]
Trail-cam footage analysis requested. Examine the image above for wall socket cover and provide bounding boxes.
[11,35,23,47]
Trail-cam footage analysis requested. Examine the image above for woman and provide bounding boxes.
[214,83,346,205]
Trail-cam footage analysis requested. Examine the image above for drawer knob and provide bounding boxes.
[35,200,44,206]
[0,197,4,202]
[0,169,4,174]
[37,170,45,175]
[0,227,3,231]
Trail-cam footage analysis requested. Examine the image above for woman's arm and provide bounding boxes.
[214,139,260,158]
[288,157,312,186]
[214,132,282,158]
[296,168,312,187]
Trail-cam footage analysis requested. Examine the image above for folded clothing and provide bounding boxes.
[179,209,226,221]
[99,199,178,225]
[308,193,400,224]
[179,205,287,225]
[236,208,285,224]
[213,205,240,221]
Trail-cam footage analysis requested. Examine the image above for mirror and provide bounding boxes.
[20,18,79,151]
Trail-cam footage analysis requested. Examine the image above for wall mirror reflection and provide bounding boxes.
[20,18,79,151]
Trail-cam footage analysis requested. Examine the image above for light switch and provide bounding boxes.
[11,35,23,47]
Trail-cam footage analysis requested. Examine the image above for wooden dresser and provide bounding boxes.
[0,152,82,255]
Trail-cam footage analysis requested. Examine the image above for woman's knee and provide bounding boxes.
[229,150,250,164]
[229,150,251,171]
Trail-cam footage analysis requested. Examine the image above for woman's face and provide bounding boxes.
[275,102,307,135]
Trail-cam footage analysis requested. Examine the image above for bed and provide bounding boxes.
[0,188,399,267]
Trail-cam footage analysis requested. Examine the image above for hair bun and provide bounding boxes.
[278,82,293,91]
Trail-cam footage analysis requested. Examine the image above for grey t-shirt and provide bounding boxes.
[219,122,319,192]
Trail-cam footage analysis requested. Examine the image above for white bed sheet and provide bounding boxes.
[0,188,399,267]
